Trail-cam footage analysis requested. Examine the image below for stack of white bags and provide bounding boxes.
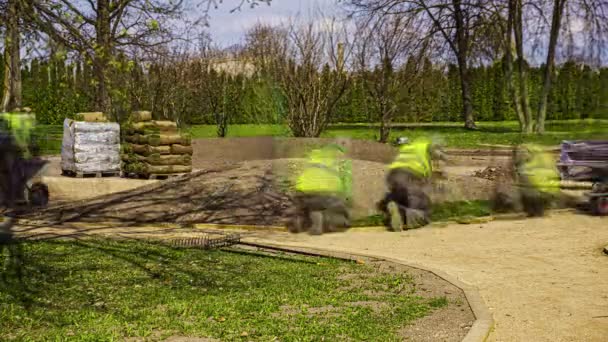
[60,118,121,174]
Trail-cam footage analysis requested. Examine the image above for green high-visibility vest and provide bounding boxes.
[389,140,432,178]
[520,144,560,194]
[0,113,35,158]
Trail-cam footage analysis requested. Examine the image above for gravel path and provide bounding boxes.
[243,212,608,342]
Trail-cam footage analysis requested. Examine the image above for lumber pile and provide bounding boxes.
[121,111,193,177]
[61,117,121,174]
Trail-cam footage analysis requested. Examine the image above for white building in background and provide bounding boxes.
[208,57,257,78]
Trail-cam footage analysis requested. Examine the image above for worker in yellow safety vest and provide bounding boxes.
[378,138,441,231]
[515,143,561,217]
[0,112,35,159]
[0,111,42,210]
[289,144,352,235]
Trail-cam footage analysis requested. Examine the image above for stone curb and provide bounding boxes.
[241,239,494,342]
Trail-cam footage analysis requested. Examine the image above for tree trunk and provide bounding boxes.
[1,0,22,112]
[453,0,476,129]
[379,102,391,143]
[536,0,567,134]
[94,0,112,116]
[378,60,393,143]
[513,0,533,133]
[506,0,524,132]
[379,122,391,143]
[458,63,476,129]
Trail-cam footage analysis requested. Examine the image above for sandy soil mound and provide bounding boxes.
[30,158,500,226]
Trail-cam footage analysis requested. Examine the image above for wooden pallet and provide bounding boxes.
[62,170,121,178]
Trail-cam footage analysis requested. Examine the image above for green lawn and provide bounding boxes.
[33,119,608,155]
[327,119,608,147]
[162,119,608,147]
[1,239,449,341]
[191,119,607,147]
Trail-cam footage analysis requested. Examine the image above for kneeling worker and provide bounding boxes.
[515,144,561,217]
[288,144,352,235]
[378,137,442,231]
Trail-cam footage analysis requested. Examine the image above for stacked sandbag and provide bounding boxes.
[122,111,193,177]
[60,117,121,174]
[76,111,109,123]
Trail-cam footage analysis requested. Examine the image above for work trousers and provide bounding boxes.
[378,168,431,228]
[288,193,350,235]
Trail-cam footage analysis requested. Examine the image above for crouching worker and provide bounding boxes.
[378,138,437,231]
[515,144,561,217]
[287,144,352,235]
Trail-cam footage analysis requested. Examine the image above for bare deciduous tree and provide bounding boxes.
[535,0,567,134]
[356,15,428,142]
[513,0,534,133]
[271,19,352,137]
[24,0,203,118]
[1,0,22,112]
[349,0,496,130]
[505,0,606,133]
[244,23,288,74]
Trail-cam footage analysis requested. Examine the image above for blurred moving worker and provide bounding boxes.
[0,111,48,212]
[378,137,446,231]
[1,110,34,159]
[514,144,561,217]
[0,110,41,283]
[288,144,352,235]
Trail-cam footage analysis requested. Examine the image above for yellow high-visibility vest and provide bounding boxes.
[389,139,432,178]
[0,113,35,158]
[520,144,560,194]
[296,147,345,195]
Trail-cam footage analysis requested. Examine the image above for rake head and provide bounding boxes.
[171,233,241,250]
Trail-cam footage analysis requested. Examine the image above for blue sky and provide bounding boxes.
[202,1,605,66]
[206,0,341,46]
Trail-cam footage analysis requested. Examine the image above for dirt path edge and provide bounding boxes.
[240,239,494,342]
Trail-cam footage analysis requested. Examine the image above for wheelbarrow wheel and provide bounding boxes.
[591,196,608,216]
[29,183,49,208]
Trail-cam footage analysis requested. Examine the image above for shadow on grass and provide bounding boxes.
[0,237,324,323]
[0,236,445,341]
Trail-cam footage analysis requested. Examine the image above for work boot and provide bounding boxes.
[324,210,350,233]
[287,214,304,233]
[405,208,429,229]
[308,211,324,235]
[386,201,403,232]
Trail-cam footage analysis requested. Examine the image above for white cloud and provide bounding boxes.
[206,0,341,45]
